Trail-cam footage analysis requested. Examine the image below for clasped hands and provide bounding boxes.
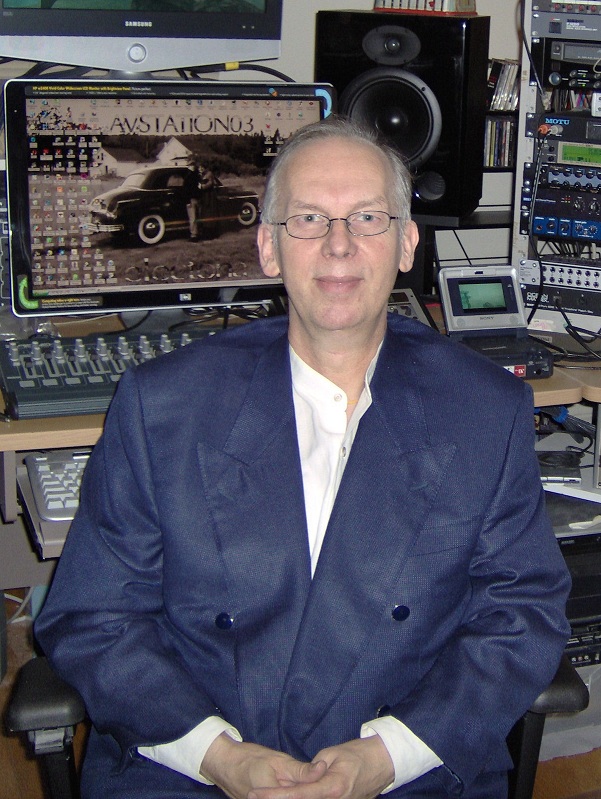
[201,731,395,799]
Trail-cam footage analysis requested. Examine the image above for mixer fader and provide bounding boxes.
[0,327,217,419]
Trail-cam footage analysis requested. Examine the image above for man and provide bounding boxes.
[187,160,219,241]
[35,118,571,799]
[185,160,203,241]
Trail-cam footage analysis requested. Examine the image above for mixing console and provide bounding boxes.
[0,326,217,420]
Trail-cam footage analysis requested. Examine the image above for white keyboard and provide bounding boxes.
[23,448,91,522]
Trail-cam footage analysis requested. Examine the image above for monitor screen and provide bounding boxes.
[0,0,283,73]
[4,78,334,318]
[457,280,508,314]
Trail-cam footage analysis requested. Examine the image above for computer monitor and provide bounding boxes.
[3,77,334,319]
[5,79,333,316]
[0,1,283,74]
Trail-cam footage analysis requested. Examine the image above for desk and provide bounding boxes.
[529,369,584,408]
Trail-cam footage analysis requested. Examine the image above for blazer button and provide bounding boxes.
[215,612,234,630]
[392,605,410,621]
[377,704,391,717]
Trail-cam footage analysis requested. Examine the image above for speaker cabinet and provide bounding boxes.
[315,10,490,223]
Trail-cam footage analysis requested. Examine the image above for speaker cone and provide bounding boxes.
[339,67,442,171]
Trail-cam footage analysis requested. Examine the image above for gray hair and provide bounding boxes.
[260,116,413,232]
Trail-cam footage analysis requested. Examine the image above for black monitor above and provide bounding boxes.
[0,1,283,73]
[4,77,335,318]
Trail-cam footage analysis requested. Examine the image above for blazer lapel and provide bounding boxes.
[279,329,457,754]
[196,334,313,743]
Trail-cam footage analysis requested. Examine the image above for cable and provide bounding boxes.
[451,230,472,265]
[526,130,551,323]
[0,56,296,83]
[554,304,601,359]
[5,586,34,624]
[179,62,295,83]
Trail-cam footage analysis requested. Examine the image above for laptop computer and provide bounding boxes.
[438,265,554,379]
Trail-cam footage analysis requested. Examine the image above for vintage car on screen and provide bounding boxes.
[85,165,260,245]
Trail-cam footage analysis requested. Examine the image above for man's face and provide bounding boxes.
[257,137,418,349]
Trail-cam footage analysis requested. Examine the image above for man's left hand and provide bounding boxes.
[248,736,394,799]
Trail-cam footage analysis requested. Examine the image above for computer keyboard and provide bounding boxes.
[22,448,91,522]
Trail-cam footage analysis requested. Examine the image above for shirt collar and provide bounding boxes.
[289,341,383,412]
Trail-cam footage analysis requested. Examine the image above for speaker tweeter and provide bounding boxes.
[362,25,421,65]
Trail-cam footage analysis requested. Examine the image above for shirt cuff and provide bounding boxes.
[360,716,443,793]
[138,715,242,784]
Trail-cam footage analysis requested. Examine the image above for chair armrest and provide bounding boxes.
[528,654,589,716]
[5,656,85,734]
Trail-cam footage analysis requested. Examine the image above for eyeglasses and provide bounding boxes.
[273,211,399,239]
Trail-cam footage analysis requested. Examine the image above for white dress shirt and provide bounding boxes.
[139,346,442,789]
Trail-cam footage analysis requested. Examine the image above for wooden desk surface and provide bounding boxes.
[559,364,601,405]
[528,368,584,407]
[0,414,104,453]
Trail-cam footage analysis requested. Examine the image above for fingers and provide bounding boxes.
[296,759,328,783]
[248,775,331,799]
[268,760,328,792]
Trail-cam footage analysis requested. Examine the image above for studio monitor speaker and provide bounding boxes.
[315,10,490,223]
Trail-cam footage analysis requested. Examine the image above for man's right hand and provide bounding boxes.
[200,732,327,799]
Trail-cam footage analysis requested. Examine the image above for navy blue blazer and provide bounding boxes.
[35,313,571,799]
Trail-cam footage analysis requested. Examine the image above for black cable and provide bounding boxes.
[555,304,601,359]
[526,131,551,323]
[184,62,295,83]
[118,311,153,334]
[451,230,472,265]
[0,56,295,83]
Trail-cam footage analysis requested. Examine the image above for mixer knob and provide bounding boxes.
[74,338,87,361]
[52,340,66,362]
[180,333,192,346]
[31,342,43,363]
[138,335,153,358]
[96,337,109,359]
[117,336,131,358]
[159,334,173,353]
[8,342,19,364]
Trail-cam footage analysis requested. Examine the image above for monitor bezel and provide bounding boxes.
[0,0,283,73]
[438,265,528,336]
[4,77,335,319]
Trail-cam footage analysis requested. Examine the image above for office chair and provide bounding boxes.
[4,653,590,799]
